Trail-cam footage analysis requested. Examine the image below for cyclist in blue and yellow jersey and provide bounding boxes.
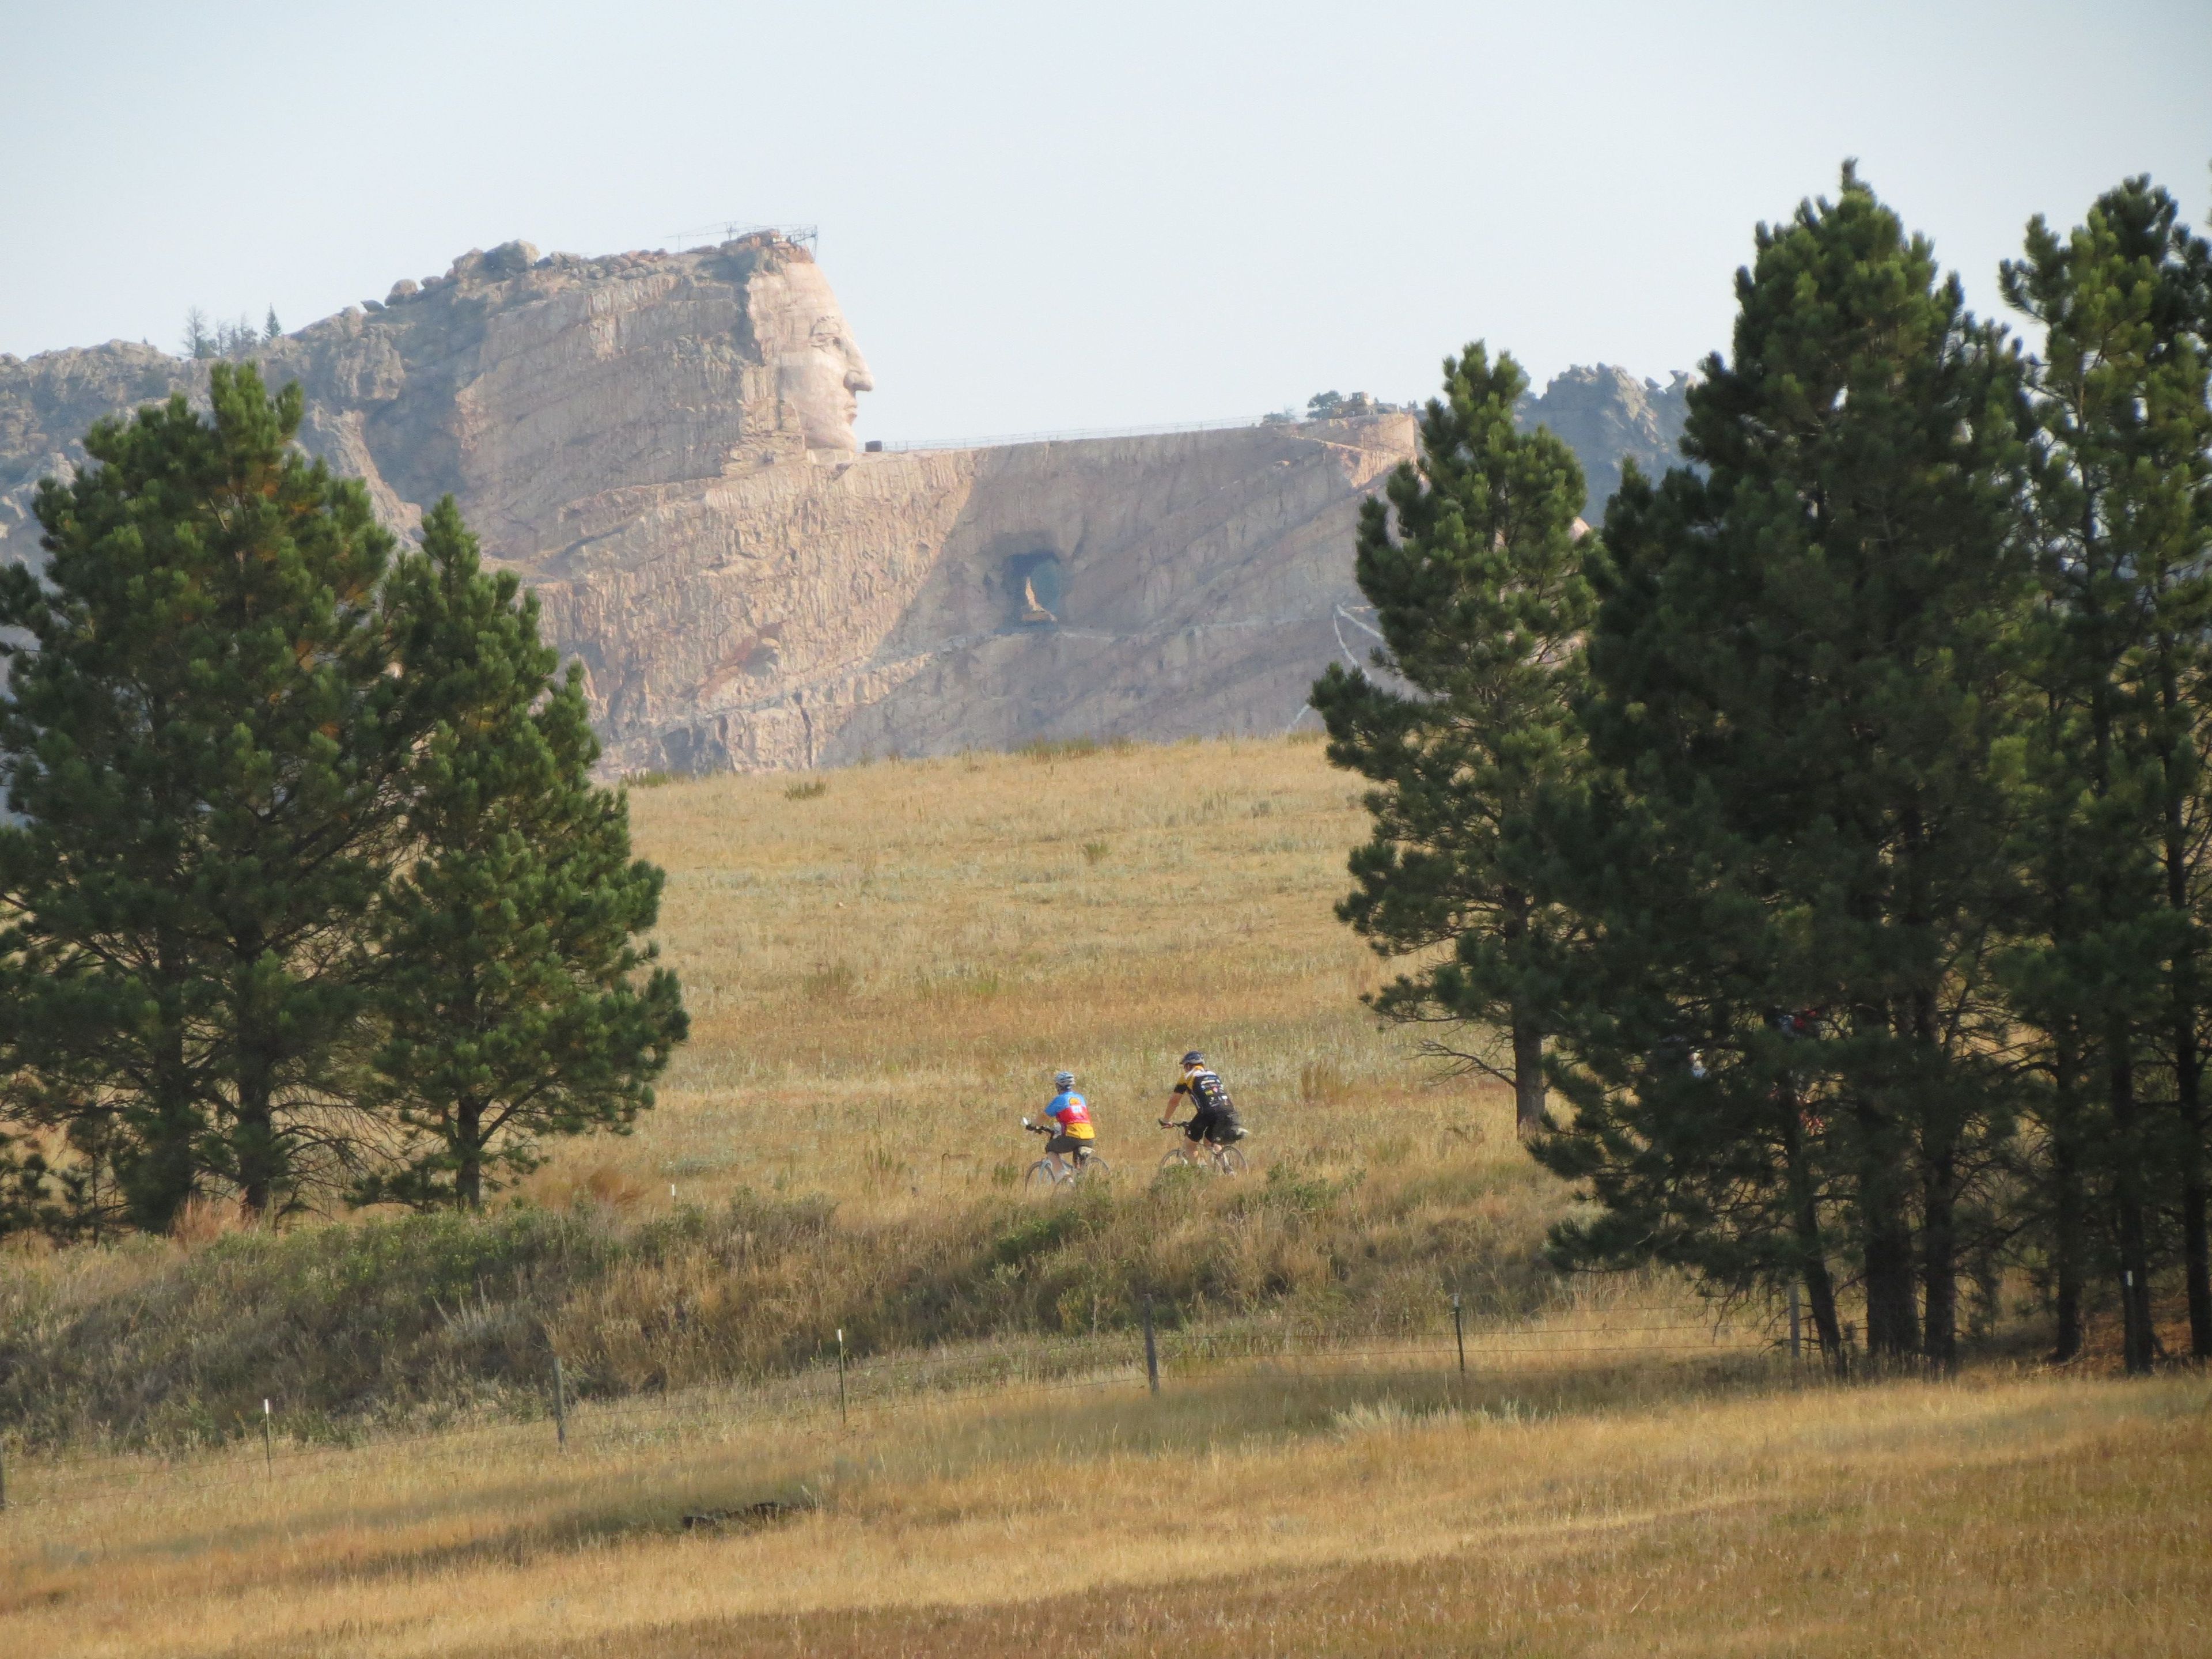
[1040,1071,1098,1175]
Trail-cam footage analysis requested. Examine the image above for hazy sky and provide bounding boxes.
[5,1,2207,442]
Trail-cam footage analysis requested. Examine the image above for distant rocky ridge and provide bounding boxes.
[1517,365,1694,518]
[0,240,1690,772]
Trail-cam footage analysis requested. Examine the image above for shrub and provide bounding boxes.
[0,1153,1564,1447]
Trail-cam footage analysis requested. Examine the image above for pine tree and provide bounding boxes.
[2000,179,2212,1369]
[361,498,687,1209]
[264,306,282,344]
[1532,456,1861,1365]
[1539,166,2032,1368]
[1310,344,1593,1137]
[1995,671,2110,1361]
[0,365,415,1221]
[213,316,259,358]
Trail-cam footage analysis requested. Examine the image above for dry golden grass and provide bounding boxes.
[594,733,1502,1217]
[0,737,1566,1451]
[3,1357,2203,1658]
[7,736,2205,1655]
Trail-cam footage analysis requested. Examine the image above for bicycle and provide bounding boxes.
[1159,1120,1248,1176]
[1020,1118,1108,1191]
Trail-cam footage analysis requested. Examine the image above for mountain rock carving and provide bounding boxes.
[0,235,1684,773]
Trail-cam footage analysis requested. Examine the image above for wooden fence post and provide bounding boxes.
[1452,1294,1466,1377]
[1787,1282,1802,1362]
[553,1354,568,1450]
[836,1328,848,1428]
[262,1399,273,1478]
[1142,1297,1160,1396]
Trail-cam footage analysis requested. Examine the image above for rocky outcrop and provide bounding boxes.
[0,234,861,559]
[1517,364,1694,518]
[0,236,1684,773]
[0,343,192,555]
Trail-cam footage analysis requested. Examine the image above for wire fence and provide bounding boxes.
[0,1299,1817,1517]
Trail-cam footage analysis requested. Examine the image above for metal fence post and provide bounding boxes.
[1787,1282,1802,1362]
[1451,1293,1466,1377]
[552,1354,568,1450]
[836,1328,848,1428]
[262,1399,274,1478]
[1142,1297,1160,1396]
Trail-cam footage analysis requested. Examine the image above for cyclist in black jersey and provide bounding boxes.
[1161,1051,1242,1144]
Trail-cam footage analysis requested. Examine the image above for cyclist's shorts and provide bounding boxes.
[1046,1132,1091,1157]
[1186,1108,1240,1144]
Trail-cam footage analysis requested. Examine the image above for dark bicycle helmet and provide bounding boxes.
[1181,1051,1206,1067]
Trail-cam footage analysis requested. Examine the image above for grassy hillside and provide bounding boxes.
[0,734,1565,1448]
[0,1156,1570,1447]
[5,735,2208,1657]
[623,730,1508,1210]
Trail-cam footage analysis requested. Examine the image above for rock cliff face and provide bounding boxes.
[556,415,1416,774]
[0,237,1680,773]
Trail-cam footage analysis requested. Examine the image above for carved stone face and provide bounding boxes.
[754,257,874,452]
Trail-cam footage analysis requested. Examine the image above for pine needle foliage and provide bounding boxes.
[1529,167,2035,1368]
[1997,178,2212,1369]
[1311,344,1593,1138]
[0,374,688,1230]
[0,365,413,1223]
[361,499,687,1210]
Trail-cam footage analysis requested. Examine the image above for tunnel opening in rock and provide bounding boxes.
[1005,551,1065,626]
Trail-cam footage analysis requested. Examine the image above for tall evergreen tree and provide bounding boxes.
[2000,179,2212,1369]
[1312,344,1593,1137]
[0,365,415,1221]
[1539,167,2032,1368]
[1995,671,2110,1362]
[361,499,687,1209]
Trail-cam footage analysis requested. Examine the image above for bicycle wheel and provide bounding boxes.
[1024,1158,1061,1192]
[1075,1154,1109,1182]
[1211,1145,1248,1176]
[1160,1147,1194,1172]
